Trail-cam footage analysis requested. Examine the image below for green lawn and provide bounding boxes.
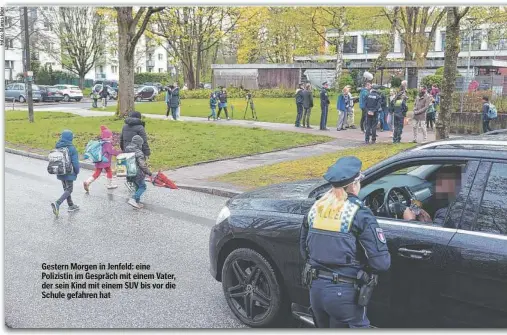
[213,143,416,189]
[5,111,331,171]
[94,98,415,128]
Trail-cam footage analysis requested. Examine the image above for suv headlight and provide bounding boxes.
[216,206,230,225]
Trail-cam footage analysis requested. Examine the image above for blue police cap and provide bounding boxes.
[323,156,363,187]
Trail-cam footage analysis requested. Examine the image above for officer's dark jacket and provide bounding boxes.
[365,90,383,115]
[296,89,304,105]
[394,88,408,116]
[300,194,391,278]
[320,88,330,106]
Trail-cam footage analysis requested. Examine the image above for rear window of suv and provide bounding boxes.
[70,86,80,90]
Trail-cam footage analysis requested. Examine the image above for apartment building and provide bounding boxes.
[4,6,176,84]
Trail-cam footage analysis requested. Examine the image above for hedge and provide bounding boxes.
[452,90,507,113]
[134,73,173,85]
[177,87,338,100]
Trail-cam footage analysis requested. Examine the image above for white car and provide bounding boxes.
[53,85,84,102]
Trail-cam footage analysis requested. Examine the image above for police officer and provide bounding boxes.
[364,85,383,144]
[295,83,304,127]
[320,82,331,131]
[393,81,408,144]
[300,156,391,328]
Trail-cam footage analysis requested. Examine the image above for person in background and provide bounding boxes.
[388,89,396,138]
[208,91,218,121]
[51,130,80,217]
[295,83,305,127]
[319,82,331,131]
[302,83,314,129]
[165,85,173,120]
[359,82,371,133]
[482,96,493,133]
[412,86,433,143]
[346,86,356,129]
[336,86,349,131]
[125,135,153,209]
[99,85,109,109]
[120,111,151,158]
[364,85,383,144]
[83,125,122,192]
[426,97,436,131]
[377,89,388,132]
[393,81,408,144]
[217,88,230,120]
[170,83,181,121]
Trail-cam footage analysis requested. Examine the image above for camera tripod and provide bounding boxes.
[243,96,258,120]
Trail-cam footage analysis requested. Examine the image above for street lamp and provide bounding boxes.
[460,17,476,113]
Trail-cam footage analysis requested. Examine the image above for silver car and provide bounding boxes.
[5,83,42,103]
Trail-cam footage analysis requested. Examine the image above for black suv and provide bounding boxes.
[209,131,507,328]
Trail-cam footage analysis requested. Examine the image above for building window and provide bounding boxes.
[5,38,14,49]
[158,68,163,73]
[111,65,118,73]
[461,30,482,51]
[148,53,153,60]
[158,53,163,60]
[99,66,103,73]
[5,60,14,69]
[148,68,153,73]
[363,35,384,53]
[487,31,507,50]
[136,67,142,73]
[343,36,358,54]
[441,32,446,51]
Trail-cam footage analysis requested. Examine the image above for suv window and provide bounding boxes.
[474,163,507,235]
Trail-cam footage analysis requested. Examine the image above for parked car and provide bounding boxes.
[53,85,83,102]
[94,80,118,93]
[135,86,157,102]
[4,82,42,103]
[142,82,164,92]
[38,85,64,102]
[90,84,117,100]
[209,131,507,328]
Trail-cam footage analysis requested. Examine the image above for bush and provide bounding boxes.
[451,90,506,113]
[134,73,172,86]
[421,75,443,89]
[338,73,355,91]
[391,77,402,88]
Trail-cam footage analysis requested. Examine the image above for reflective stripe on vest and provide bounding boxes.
[309,199,361,233]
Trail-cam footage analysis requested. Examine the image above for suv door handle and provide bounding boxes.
[398,247,432,260]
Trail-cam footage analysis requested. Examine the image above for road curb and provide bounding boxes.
[5,147,242,198]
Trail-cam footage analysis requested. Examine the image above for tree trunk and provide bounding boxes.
[436,8,460,140]
[371,7,399,74]
[79,75,85,90]
[334,25,345,90]
[117,8,136,117]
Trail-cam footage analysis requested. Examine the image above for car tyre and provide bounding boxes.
[135,96,141,102]
[221,248,284,328]
[75,98,82,102]
[19,96,26,103]
[63,94,70,102]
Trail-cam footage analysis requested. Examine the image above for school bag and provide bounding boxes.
[83,140,108,164]
[116,153,137,177]
[47,147,73,175]
[487,103,498,119]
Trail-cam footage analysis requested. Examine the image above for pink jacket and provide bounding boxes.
[95,141,121,168]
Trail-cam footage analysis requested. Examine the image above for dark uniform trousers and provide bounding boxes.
[365,114,377,143]
[360,108,367,132]
[310,280,369,328]
[296,104,304,127]
[320,104,329,130]
[393,113,404,143]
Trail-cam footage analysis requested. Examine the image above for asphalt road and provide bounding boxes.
[4,153,246,328]
[4,99,117,111]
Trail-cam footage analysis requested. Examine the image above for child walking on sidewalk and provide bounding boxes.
[208,92,217,121]
[125,135,153,209]
[51,130,80,217]
[84,125,121,192]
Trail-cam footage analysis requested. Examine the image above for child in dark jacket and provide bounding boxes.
[208,92,218,121]
[51,130,80,217]
[83,125,122,193]
[125,135,152,209]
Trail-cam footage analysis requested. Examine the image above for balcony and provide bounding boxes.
[95,73,106,80]
[146,60,155,68]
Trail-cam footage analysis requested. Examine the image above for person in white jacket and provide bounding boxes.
[346,86,356,129]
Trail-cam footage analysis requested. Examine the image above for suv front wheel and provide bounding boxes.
[221,248,284,328]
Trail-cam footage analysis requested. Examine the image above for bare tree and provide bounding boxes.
[436,6,471,140]
[39,7,105,89]
[150,7,240,89]
[115,6,164,117]
[370,7,400,74]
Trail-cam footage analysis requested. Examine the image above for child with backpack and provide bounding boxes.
[125,135,153,209]
[49,130,80,217]
[482,96,497,133]
[83,125,122,192]
[208,92,218,121]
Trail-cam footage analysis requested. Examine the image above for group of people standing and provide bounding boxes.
[164,83,181,121]
[208,87,231,121]
[295,79,442,144]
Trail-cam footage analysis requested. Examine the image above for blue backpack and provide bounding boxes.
[487,104,498,119]
[84,140,108,163]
